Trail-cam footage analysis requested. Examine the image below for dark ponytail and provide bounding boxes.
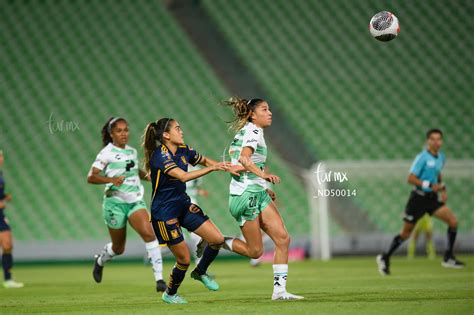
[141,118,174,173]
[222,97,264,131]
[101,117,127,147]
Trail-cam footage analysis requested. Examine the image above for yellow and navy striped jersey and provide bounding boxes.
[149,144,202,214]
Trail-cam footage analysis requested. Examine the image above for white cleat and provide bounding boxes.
[272,291,304,300]
[3,280,24,289]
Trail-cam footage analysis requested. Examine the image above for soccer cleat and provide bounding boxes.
[191,269,219,291]
[3,280,24,289]
[195,238,208,259]
[271,291,304,300]
[442,253,465,269]
[250,257,262,267]
[93,254,104,283]
[156,279,167,292]
[376,254,390,276]
[162,292,188,304]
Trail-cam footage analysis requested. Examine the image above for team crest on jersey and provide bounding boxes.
[181,156,187,165]
[189,204,201,213]
[427,160,436,167]
[170,229,181,239]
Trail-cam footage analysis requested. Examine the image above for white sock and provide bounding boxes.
[273,264,288,294]
[98,242,116,266]
[145,240,163,281]
[224,237,234,251]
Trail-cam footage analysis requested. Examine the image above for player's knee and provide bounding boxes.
[176,255,191,265]
[112,245,125,255]
[209,235,225,247]
[275,232,290,248]
[248,247,263,259]
[2,244,12,253]
[449,216,458,228]
[142,232,156,243]
[400,230,412,240]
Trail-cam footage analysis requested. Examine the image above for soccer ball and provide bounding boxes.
[369,11,400,42]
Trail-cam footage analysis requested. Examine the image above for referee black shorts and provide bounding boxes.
[403,190,444,224]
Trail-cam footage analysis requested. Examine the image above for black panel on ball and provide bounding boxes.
[375,34,397,42]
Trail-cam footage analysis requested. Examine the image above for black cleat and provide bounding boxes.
[376,254,390,276]
[442,252,465,269]
[93,254,104,283]
[156,279,167,292]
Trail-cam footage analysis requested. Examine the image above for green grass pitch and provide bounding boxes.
[1,256,473,315]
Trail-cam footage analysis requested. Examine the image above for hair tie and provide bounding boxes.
[107,117,122,134]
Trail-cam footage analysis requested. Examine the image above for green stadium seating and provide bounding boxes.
[202,0,473,233]
[1,0,311,241]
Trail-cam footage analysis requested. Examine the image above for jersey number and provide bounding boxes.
[125,160,135,172]
[248,196,257,208]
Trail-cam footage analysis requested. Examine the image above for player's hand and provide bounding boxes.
[431,183,442,192]
[441,191,448,203]
[264,173,281,184]
[0,200,6,209]
[111,176,125,187]
[227,165,243,177]
[212,162,232,172]
[266,189,277,201]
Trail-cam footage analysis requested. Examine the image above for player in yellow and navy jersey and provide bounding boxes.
[0,150,24,289]
[142,118,238,304]
[377,129,465,276]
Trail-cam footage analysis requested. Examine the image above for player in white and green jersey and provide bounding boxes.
[221,98,303,301]
[87,117,166,292]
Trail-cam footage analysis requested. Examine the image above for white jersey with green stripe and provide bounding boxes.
[92,143,144,203]
[229,122,268,195]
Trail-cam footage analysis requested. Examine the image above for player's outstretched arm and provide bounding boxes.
[239,147,280,184]
[198,156,242,176]
[167,162,231,183]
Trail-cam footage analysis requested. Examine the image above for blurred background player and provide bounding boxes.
[221,98,304,300]
[142,118,237,304]
[0,150,24,289]
[377,129,465,275]
[87,117,166,292]
[407,213,436,260]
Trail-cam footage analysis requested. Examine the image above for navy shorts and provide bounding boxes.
[404,190,444,224]
[151,201,209,246]
[0,212,11,232]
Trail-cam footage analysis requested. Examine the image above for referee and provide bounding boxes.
[376,129,465,275]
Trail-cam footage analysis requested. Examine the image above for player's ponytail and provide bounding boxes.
[141,118,174,173]
[101,117,127,147]
[222,97,265,131]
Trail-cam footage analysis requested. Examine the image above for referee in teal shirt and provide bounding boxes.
[377,129,465,275]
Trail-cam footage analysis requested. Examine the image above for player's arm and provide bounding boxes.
[407,173,443,192]
[438,173,448,202]
[139,169,151,181]
[167,162,230,183]
[198,156,242,176]
[239,147,280,184]
[87,167,125,186]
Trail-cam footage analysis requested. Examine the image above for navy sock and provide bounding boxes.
[385,234,404,258]
[195,245,219,275]
[447,227,457,258]
[2,253,13,281]
[166,262,189,295]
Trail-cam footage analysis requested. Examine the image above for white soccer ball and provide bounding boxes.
[369,11,400,42]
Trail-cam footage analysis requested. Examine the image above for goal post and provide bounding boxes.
[304,159,474,260]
